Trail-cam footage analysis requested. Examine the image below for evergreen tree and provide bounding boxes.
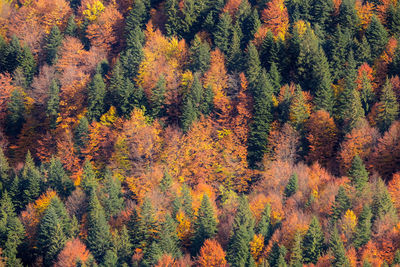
[101,250,118,267]
[46,79,60,129]
[246,42,262,92]
[191,194,217,255]
[47,157,73,198]
[366,15,389,60]
[347,155,369,191]
[290,231,303,267]
[376,79,399,133]
[181,94,197,132]
[189,35,211,74]
[202,0,224,32]
[355,36,372,65]
[165,0,181,37]
[159,171,172,193]
[268,242,287,267]
[141,241,163,267]
[392,249,400,266]
[64,15,77,37]
[328,26,352,82]
[50,196,77,238]
[87,73,106,122]
[149,76,166,118]
[371,178,397,221]
[0,148,10,192]
[127,208,142,249]
[181,183,194,219]
[113,226,132,266]
[159,214,181,258]
[200,85,214,115]
[330,227,350,267]
[310,0,333,27]
[5,35,22,74]
[102,169,123,217]
[227,196,255,267]
[138,198,159,247]
[285,173,299,198]
[19,151,41,208]
[269,62,281,94]
[74,116,89,156]
[387,3,400,36]
[331,186,350,223]
[6,89,25,136]
[247,70,273,168]
[121,26,144,78]
[125,0,147,32]
[37,205,67,266]
[86,189,112,262]
[302,216,324,264]
[228,26,243,72]
[256,204,272,243]
[214,12,233,56]
[337,0,359,34]
[359,71,375,114]
[289,85,309,130]
[80,160,97,194]
[19,45,36,86]
[181,75,203,131]
[354,205,372,248]
[45,25,62,65]
[260,31,278,73]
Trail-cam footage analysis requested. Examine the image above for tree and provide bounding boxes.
[101,169,123,217]
[159,215,181,258]
[165,0,180,37]
[189,35,211,74]
[159,171,172,193]
[149,76,166,118]
[261,0,289,40]
[55,238,91,267]
[64,15,77,37]
[290,231,303,267]
[354,205,372,248]
[256,204,272,243]
[112,226,132,266]
[284,173,298,198]
[86,189,112,262]
[45,25,62,65]
[330,227,350,267]
[47,157,73,198]
[268,242,287,267]
[191,194,217,255]
[347,155,369,191]
[371,178,396,221]
[125,0,148,31]
[46,79,60,129]
[0,148,10,192]
[87,73,106,122]
[376,79,399,133]
[197,239,227,267]
[245,43,262,92]
[37,205,67,266]
[6,89,25,136]
[18,45,36,87]
[227,196,255,267]
[331,186,350,222]
[141,241,163,267]
[365,15,389,60]
[80,160,97,194]
[302,216,324,264]
[19,151,41,209]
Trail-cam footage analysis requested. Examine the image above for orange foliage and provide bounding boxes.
[355,0,373,30]
[0,73,14,122]
[346,247,357,267]
[360,241,384,267]
[20,203,40,249]
[261,0,289,40]
[34,190,56,216]
[333,0,342,16]
[267,123,300,163]
[376,0,397,22]
[374,37,398,89]
[56,129,81,185]
[155,254,176,267]
[223,0,242,18]
[176,210,192,246]
[197,239,227,267]
[55,238,91,267]
[356,63,375,91]
[250,234,264,264]
[388,172,400,213]
[250,194,269,221]
[306,110,338,167]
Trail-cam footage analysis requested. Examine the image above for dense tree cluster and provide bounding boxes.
[0,0,400,266]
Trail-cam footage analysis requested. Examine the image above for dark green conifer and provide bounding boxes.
[6,88,25,136]
[354,205,372,248]
[141,241,163,267]
[366,15,389,60]
[330,227,350,267]
[189,35,211,74]
[102,169,123,217]
[64,15,77,36]
[149,76,166,118]
[214,12,233,55]
[347,155,369,191]
[159,214,182,258]
[260,31,278,72]
[165,0,181,37]
[302,216,324,264]
[74,116,89,156]
[0,147,10,192]
[256,204,272,243]
[47,157,73,198]
[331,186,350,222]
[268,242,287,267]
[80,160,97,194]
[376,79,399,133]
[46,79,60,129]
[19,151,41,208]
[45,25,62,65]
[290,231,303,267]
[371,178,397,221]
[159,171,172,193]
[285,173,299,198]
[87,73,106,122]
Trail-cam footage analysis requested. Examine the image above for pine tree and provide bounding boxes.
[302,216,324,264]
[64,15,77,37]
[165,0,181,37]
[46,79,60,129]
[247,70,273,168]
[37,205,67,266]
[268,242,287,267]
[159,214,182,258]
[289,85,309,131]
[256,204,272,243]
[74,116,89,156]
[330,227,350,267]
[269,62,281,95]
[354,205,372,248]
[214,12,233,56]
[19,151,41,208]
[6,89,25,136]
[290,231,303,267]
[189,35,211,74]
[121,26,144,78]
[102,169,123,217]
[47,157,73,198]
[246,43,262,92]
[366,15,389,60]
[149,76,166,118]
[191,194,217,255]
[347,155,369,191]
[0,148,10,192]
[227,26,243,72]
[86,189,112,262]
[141,241,163,267]
[371,178,397,221]
[260,31,278,72]
[80,160,97,194]
[87,73,106,122]
[331,186,350,222]
[19,45,36,86]
[376,79,399,133]
[45,25,62,65]
[227,196,255,267]
[159,171,172,193]
[285,173,299,198]
[125,0,148,32]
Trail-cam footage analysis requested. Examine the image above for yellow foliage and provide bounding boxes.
[34,190,56,216]
[342,209,357,233]
[83,0,104,21]
[100,106,118,126]
[176,210,192,245]
[294,20,308,36]
[250,234,264,264]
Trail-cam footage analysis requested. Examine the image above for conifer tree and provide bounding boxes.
[310,0,333,27]
[359,71,375,115]
[50,196,77,238]
[329,26,352,81]
[19,45,36,86]
[47,157,73,198]
[376,79,399,133]
[86,189,112,262]
[214,12,233,56]
[268,242,287,267]
[355,36,372,65]
[19,151,41,208]
[139,198,159,247]
[125,0,148,32]
[289,85,309,131]
[165,0,181,37]
[159,214,182,258]
[330,227,350,267]
[371,178,397,221]
[331,186,350,222]
[121,26,144,78]
[192,194,217,255]
[181,184,194,219]
[290,231,303,267]
[45,25,62,65]
[74,116,89,156]
[0,148,10,192]
[302,216,324,264]
[366,15,389,60]
[285,173,299,198]
[160,171,172,193]
[338,0,359,34]
[202,0,224,32]
[64,15,77,37]
[353,205,372,248]
[227,196,255,267]
[87,73,106,122]
[246,43,262,92]
[37,205,67,266]
[387,3,400,36]
[260,31,278,72]
[228,27,243,72]
[393,249,400,266]
[189,35,211,74]
[181,95,197,132]
[102,169,123,217]
[81,160,97,194]
[141,241,163,267]
[181,75,203,131]
[46,79,60,129]
[347,155,369,191]
[269,62,281,94]
[101,250,118,267]
[6,89,25,136]
[256,204,272,243]
[113,226,132,265]
[5,35,22,74]
[149,76,166,118]
[127,208,142,249]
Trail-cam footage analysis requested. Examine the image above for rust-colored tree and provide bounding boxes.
[197,239,227,267]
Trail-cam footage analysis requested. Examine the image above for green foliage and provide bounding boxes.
[81,160,97,194]
[19,151,41,209]
[366,15,389,60]
[87,73,106,122]
[331,186,350,223]
[285,173,299,198]
[347,155,369,191]
[330,227,350,267]
[47,157,73,198]
[256,204,272,243]
[354,205,372,248]
[141,241,163,267]
[159,171,172,192]
[290,231,303,267]
[46,79,60,129]
[214,12,233,56]
[74,116,89,156]
[0,148,10,193]
[371,178,397,221]
[6,89,25,136]
[149,76,166,118]
[65,15,77,36]
[189,35,211,74]
[101,169,123,217]
[159,214,182,258]
[376,79,399,133]
[268,242,287,267]
[302,216,324,264]
[45,26,62,65]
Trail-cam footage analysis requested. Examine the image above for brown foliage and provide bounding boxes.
[197,239,227,267]
[260,0,289,40]
[54,238,91,267]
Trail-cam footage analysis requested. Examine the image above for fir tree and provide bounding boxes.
[181,183,194,219]
[165,0,181,37]
[159,214,182,258]
[256,204,272,243]
[338,0,360,34]
[268,242,287,267]
[19,151,41,208]
[19,45,36,86]
[189,35,211,74]
[191,194,217,255]
[87,73,106,122]
[125,0,147,32]
[289,85,309,131]
[331,186,350,223]
[139,198,159,247]
[359,71,375,115]
[127,208,142,249]
[102,169,123,217]
[74,116,89,156]
[387,3,400,36]
[366,15,389,60]
[101,250,118,267]
[121,26,144,78]
[181,95,197,132]
[347,155,369,191]
[46,79,60,129]
[214,12,233,56]
[5,35,22,74]
[246,42,262,92]
[50,196,77,238]
[149,76,166,118]
[376,79,399,133]
[330,227,350,267]
[355,36,372,65]
[45,25,62,65]
[141,241,163,267]
[80,160,97,194]
[290,231,303,267]
[159,171,172,193]
[0,148,10,192]
[310,0,333,27]
[113,226,132,265]
[302,216,324,264]
[228,26,243,72]
[260,31,278,72]
[371,178,397,221]
[6,89,25,136]
[47,157,73,198]
[285,173,299,198]
[269,62,281,95]
[64,15,77,36]
[354,205,372,248]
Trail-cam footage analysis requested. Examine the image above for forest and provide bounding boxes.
[0,0,400,266]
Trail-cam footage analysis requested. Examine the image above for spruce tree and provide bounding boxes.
[366,15,389,60]
[359,71,375,115]
[285,173,299,198]
[355,36,372,65]
[246,42,262,92]
[80,160,97,194]
[127,208,142,249]
[189,35,211,74]
[256,204,272,243]
[289,85,309,131]
[101,250,118,267]
[227,196,255,267]
[113,226,132,265]
[260,31,278,71]
[0,148,10,192]
[125,0,147,32]
[19,45,36,86]
[228,26,243,72]
[290,231,303,267]
[37,205,67,266]
[121,26,144,78]
[214,12,233,56]
[45,25,62,65]
[331,186,350,223]
[159,171,172,193]
[387,3,400,36]
[376,79,399,133]
[102,169,123,217]
[139,198,159,247]
[310,0,333,27]
[181,94,197,132]
[6,89,25,136]
[268,242,287,267]
[141,241,163,267]
[159,214,182,258]
[354,205,372,248]
[6,35,22,74]
[181,184,194,219]
[47,157,73,198]
[64,15,77,37]
[302,216,324,264]
[347,155,369,191]
[19,151,41,208]
[191,194,217,255]
[330,227,350,267]
[149,76,166,118]
[337,0,359,34]
[87,73,106,122]
[165,0,181,37]
[86,189,112,262]
[269,62,281,95]
[74,116,89,156]
[50,196,77,238]
[371,178,397,221]
[46,79,60,129]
